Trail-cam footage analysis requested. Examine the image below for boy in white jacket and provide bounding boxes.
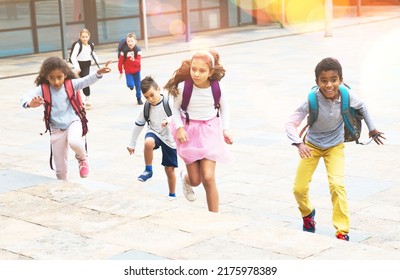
[127,76,177,198]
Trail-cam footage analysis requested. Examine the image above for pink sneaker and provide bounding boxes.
[79,160,89,178]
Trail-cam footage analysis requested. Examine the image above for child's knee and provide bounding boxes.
[144,138,155,149]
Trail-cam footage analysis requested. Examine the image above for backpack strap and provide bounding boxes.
[307,86,319,127]
[89,41,100,69]
[181,79,221,124]
[143,94,172,125]
[210,80,221,116]
[298,86,318,141]
[40,83,54,170]
[143,101,151,124]
[41,83,52,135]
[64,79,88,137]
[339,84,360,143]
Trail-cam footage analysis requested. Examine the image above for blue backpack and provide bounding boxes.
[302,84,363,144]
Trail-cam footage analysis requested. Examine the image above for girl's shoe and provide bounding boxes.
[79,160,89,178]
[137,97,143,105]
[180,171,196,202]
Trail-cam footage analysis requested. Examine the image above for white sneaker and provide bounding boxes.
[181,170,196,202]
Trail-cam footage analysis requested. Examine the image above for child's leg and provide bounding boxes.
[143,136,155,166]
[78,61,91,96]
[125,73,135,90]
[164,166,176,196]
[50,129,69,180]
[323,143,349,235]
[160,142,178,196]
[67,121,86,162]
[185,161,201,187]
[293,145,321,217]
[133,71,141,99]
[199,159,218,212]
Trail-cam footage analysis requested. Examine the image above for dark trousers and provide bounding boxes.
[78,60,91,97]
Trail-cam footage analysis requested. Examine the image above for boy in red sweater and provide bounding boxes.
[118,32,143,105]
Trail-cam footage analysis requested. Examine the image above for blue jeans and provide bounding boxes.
[125,71,141,99]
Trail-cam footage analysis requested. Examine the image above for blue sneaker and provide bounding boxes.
[137,170,153,182]
[302,209,316,233]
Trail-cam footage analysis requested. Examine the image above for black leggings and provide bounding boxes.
[78,60,91,97]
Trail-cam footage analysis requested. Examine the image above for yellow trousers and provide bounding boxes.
[293,142,349,235]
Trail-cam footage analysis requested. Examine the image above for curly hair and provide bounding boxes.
[164,49,225,97]
[34,56,78,86]
[314,57,343,81]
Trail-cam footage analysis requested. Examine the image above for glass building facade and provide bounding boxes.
[0,0,255,58]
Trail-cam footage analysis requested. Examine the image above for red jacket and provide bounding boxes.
[118,49,141,74]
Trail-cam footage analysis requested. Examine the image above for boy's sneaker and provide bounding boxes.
[137,97,143,105]
[137,170,153,182]
[79,160,89,178]
[302,209,316,233]
[180,170,196,202]
[336,233,350,241]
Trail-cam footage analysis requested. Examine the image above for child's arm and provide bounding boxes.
[72,61,112,91]
[118,55,124,78]
[21,87,43,108]
[127,110,146,154]
[70,43,81,73]
[171,91,189,143]
[349,90,385,145]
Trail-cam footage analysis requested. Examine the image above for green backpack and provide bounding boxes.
[303,84,363,144]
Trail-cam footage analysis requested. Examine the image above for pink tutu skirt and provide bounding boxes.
[172,117,234,165]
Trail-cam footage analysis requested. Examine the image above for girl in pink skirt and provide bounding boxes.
[164,50,234,212]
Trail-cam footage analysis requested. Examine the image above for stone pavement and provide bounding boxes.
[0,6,400,262]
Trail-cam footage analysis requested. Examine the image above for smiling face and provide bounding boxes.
[190,58,213,88]
[47,69,66,90]
[143,85,161,105]
[316,70,342,101]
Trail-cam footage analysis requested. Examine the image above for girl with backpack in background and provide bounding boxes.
[70,28,100,109]
[21,57,111,180]
[118,32,143,105]
[164,50,234,212]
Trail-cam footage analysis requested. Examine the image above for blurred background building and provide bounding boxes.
[0,0,398,58]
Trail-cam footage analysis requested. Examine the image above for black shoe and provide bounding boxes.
[137,98,143,105]
[302,209,316,233]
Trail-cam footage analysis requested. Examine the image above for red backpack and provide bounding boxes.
[181,79,221,124]
[41,79,88,137]
[41,80,88,169]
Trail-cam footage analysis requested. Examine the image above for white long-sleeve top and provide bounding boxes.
[70,43,99,71]
[21,73,103,130]
[172,82,230,130]
[128,95,176,149]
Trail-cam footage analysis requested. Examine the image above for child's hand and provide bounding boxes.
[297,143,313,159]
[161,119,169,128]
[97,61,112,75]
[127,147,135,155]
[369,129,386,145]
[177,127,189,143]
[223,129,233,145]
[119,73,123,79]
[29,96,44,108]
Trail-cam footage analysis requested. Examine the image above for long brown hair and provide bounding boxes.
[164,49,225,97]
[34,56,78,86]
